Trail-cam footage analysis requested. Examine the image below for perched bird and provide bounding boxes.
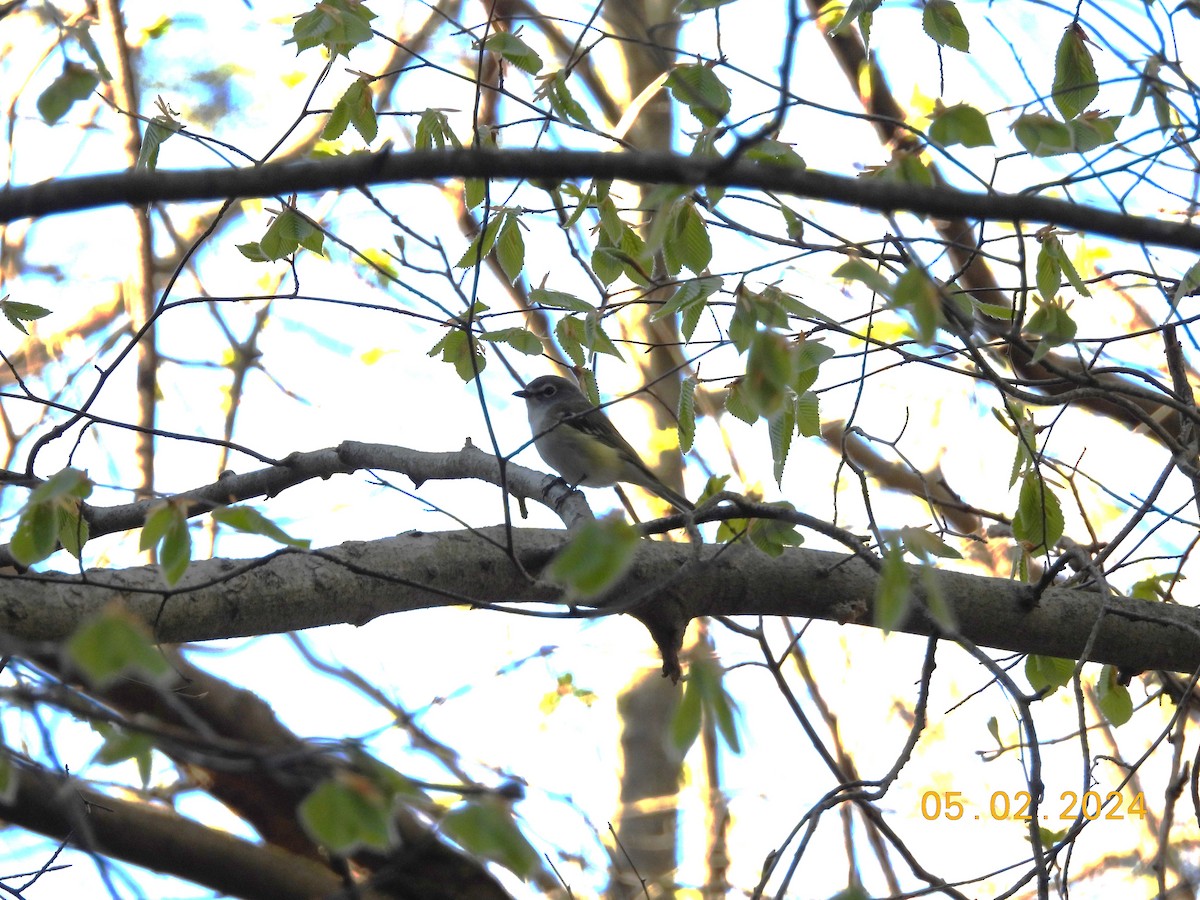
[513,375,693,511]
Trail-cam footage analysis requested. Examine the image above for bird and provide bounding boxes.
[513,375,693,511]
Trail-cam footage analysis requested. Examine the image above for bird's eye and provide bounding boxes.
[541,385,557,397]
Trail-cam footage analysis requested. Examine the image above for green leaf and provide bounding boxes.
[137,114,180,170]
[781,204,805,240]
[769,400,795,487]
[575,369,600,407]
[917,564,956,631]
[602,225,653,286]
[554,316,585,367]
[729,290,760,354]
[67,23,112,81]
[744,331,796,418]
[662,200,712,275]
[1013,114,1074,157]
[652,276,723,340]
[1174,261,1200,306]
[745,139,806,168]
[1130,572,1182,602]
[0,298,51,335]
[10,502,60,567]
[29,467,92,505]
[11,469,93,564]
[261,209,302,260]
[677,0,740,11]
[1065,114,1120,152]
[830,0,883,37]
[139,500,192,584]
[590,243,623,288]
[1036,238,1062,300]
[972,299,1016,321]
[530,288,593,312]
[891,267,942,345]
[596,194,624,242]
[1131,55,1174,132]
[0,753,15,806]
[833,258,891,297]
[495,214,525,284]
[211,506,310,548]
[670,668,703,754]
[678,376,697,453]
[696,475,730,510]
[479,327,542,356]
[297,222,325,256]
[986,716,1001,745]
[795,390,820,437]
[1003,408,1037,488]
[65,607,172,688]
[1041,233,1091,297]
[322,89,351,140]
[1025,299,1077,363]
[241,208,320,263]
[57,502,90,559]
[1097,665,1133,725]
[1012,470,1064,553]
[299,778,393,854]
[549,514,638,598]
[427,329,486,381]
[583,311,623,360]
[1036,232,1094,300]
[324,78,376,143]
[872,150,934,188]
[415,108,462,150]
[793,338,835,393]
[1015,111,1121,158]
[748,509,803,558]
[288,0,377,58]
[37,62,100,125]
[1025,654,1074,696]
[464,177,486,211]
[897,526,962,561]
[923,0,969,52]
[1053,25,1098,120]
[159,512,193,586]
[928,103,993,148]
[692,655,743,752]
[535,70,593,128]
[93,724,155,787]
[723,379,758,425]
[874,540,911,633]
[483,32,543,75]
[671,655,744,753]
[236,241,269,262]
[666,64,731,128]
[456,216,504,269]
[442,799,541,879]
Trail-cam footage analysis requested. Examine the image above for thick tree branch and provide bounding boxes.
[0,441,592,568]
[4,527,1200,676]
[4,149,1200,251]
[0,757,392,900]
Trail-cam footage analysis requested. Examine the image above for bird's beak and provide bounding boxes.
[513,387,530,398]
